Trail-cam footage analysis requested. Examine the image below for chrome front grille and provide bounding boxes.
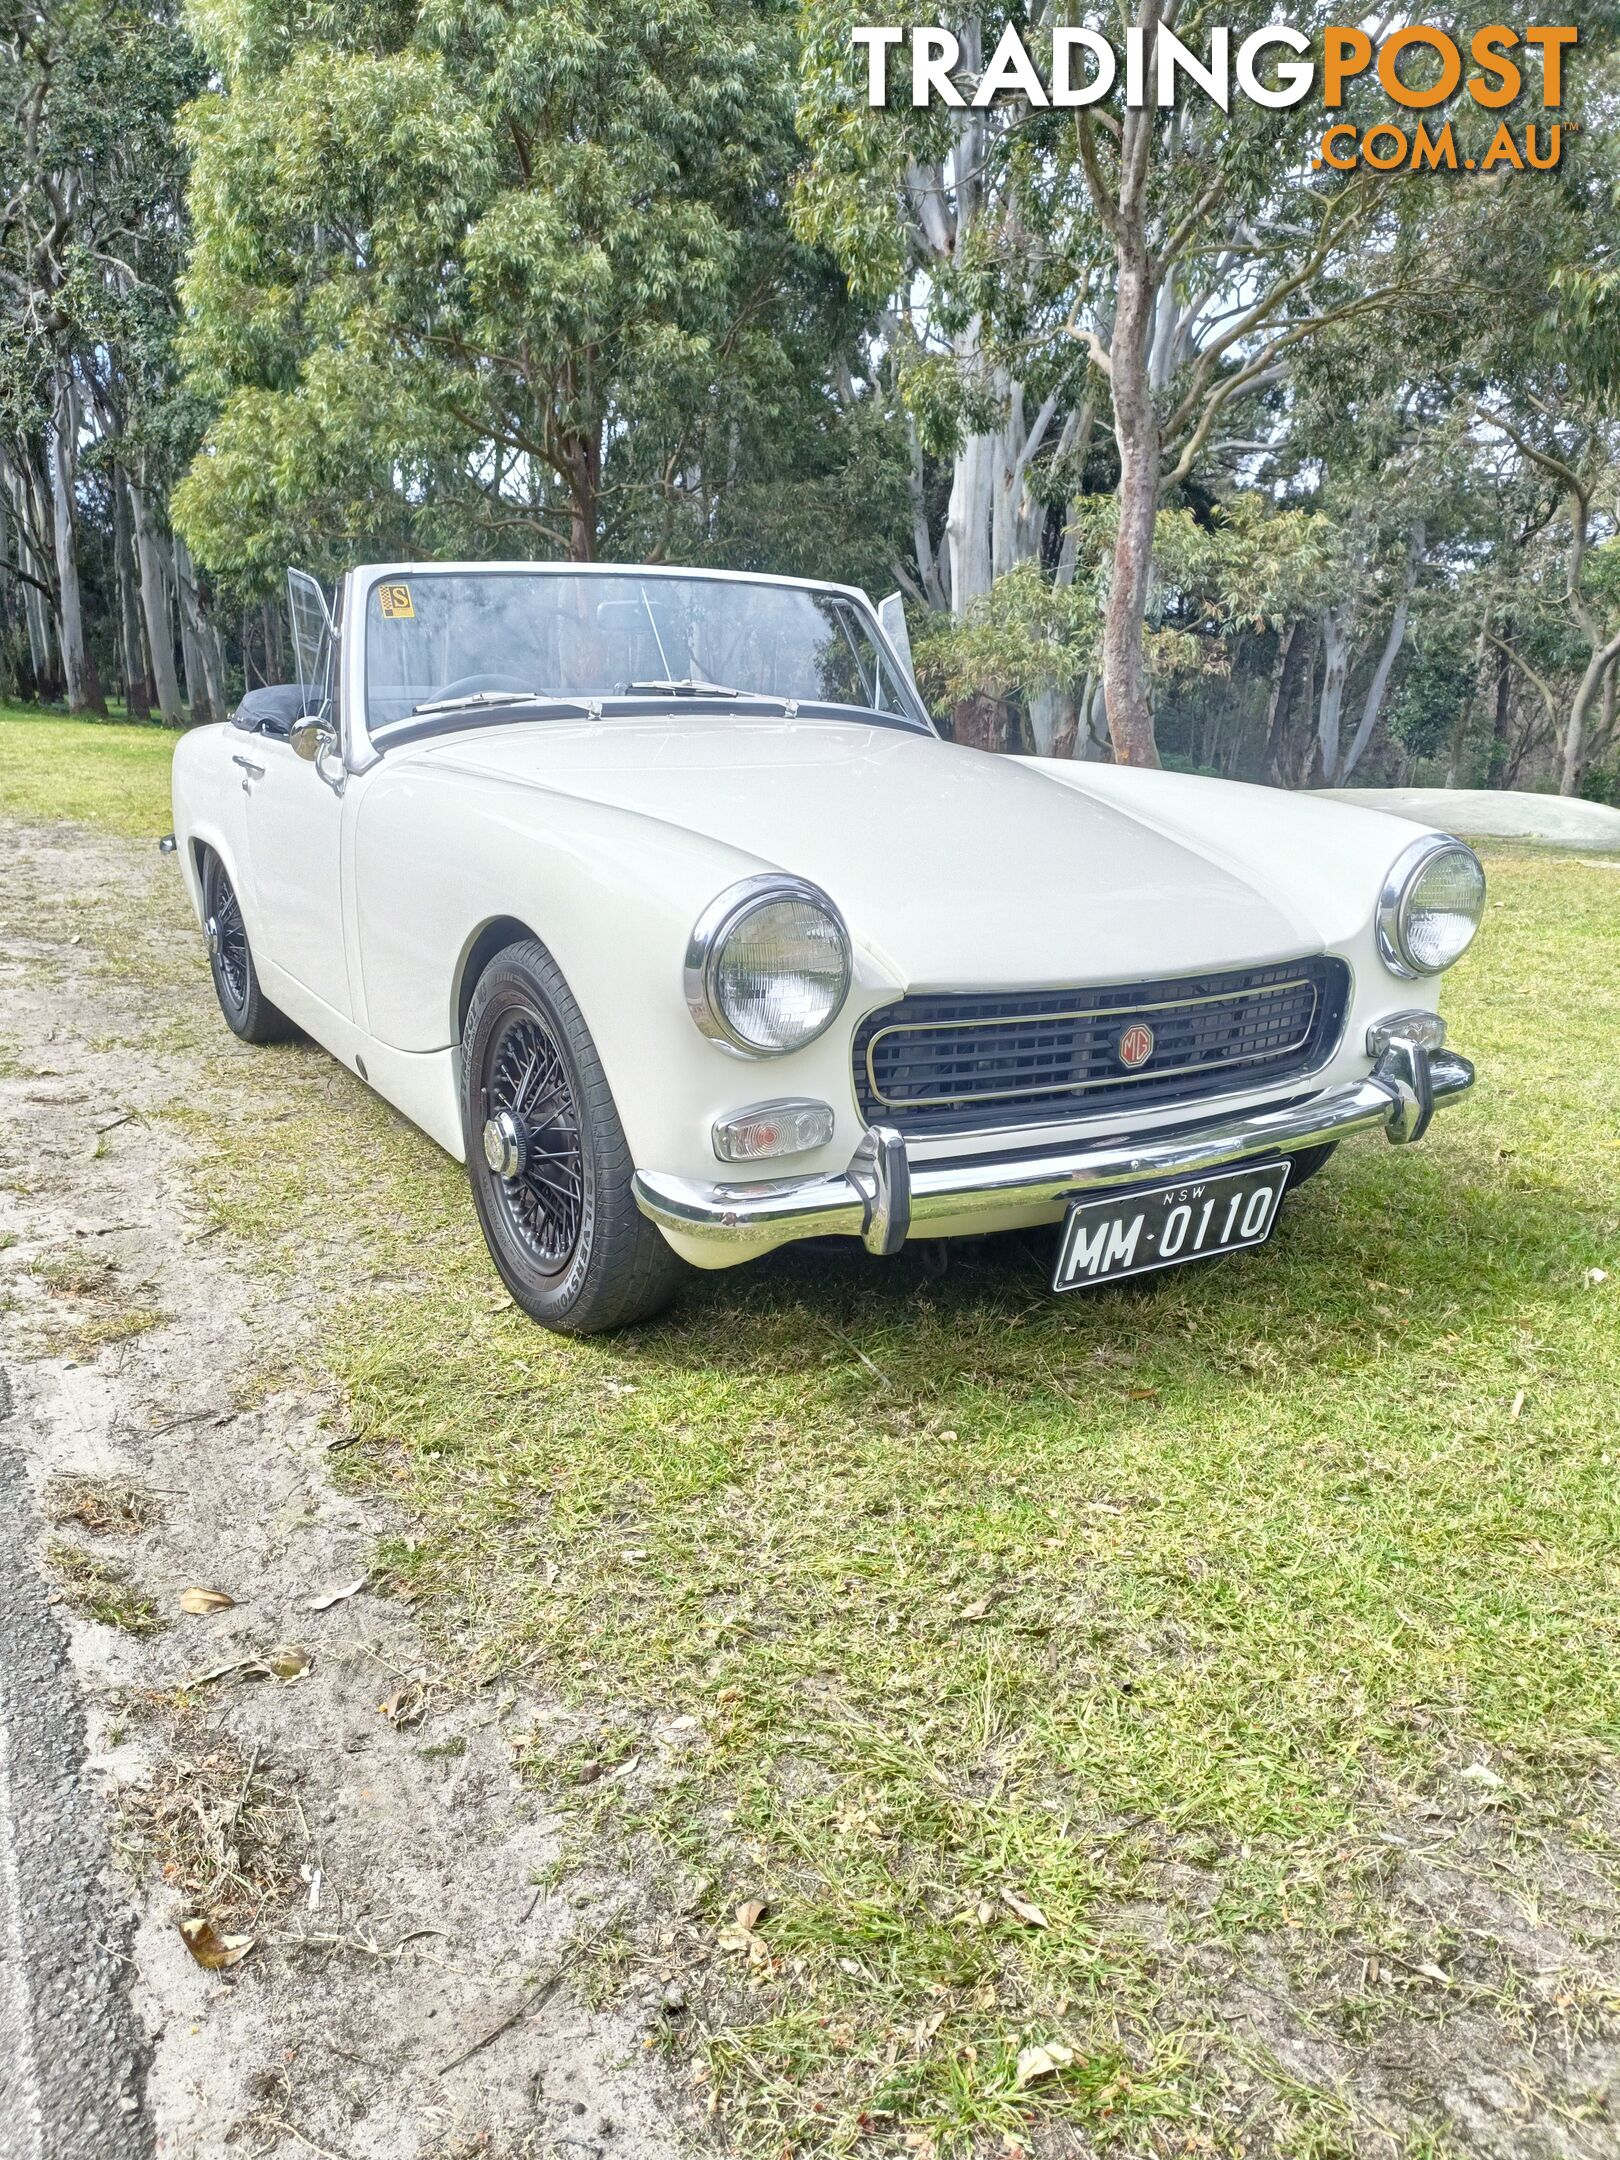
[852,959,1351,1138]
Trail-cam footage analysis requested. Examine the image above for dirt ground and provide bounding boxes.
[0,817,691,2159]
[4,812,1620,2160]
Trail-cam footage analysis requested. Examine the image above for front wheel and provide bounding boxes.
[201,850,295,1045]
[1285,1142,1338,1190]
[461,940,686,1334]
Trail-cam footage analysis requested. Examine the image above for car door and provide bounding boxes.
[238,572,353,1023]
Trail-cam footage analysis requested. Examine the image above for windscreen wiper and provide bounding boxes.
[621,677,747,698]
[410,689,551,716]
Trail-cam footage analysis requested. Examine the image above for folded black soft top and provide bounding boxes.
[231,683,310,739]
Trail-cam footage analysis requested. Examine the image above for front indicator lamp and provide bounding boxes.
[713,1099,836,1164]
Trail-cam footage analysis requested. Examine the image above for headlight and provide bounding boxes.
[685,875,852,1056]
[1377,836,1486,977]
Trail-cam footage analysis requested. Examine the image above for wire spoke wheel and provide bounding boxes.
[482,1006,584,1274]
[461,939,684,1333]
[212,876,249,1011]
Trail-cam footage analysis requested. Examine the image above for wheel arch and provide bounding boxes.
[188,832,236,920]
[453,915,545,1044]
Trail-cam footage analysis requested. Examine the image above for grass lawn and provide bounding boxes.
[7,708,1620,2156]
[0,699,179,837]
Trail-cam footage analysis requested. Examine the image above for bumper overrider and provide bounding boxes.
[633,1035,1476,1261]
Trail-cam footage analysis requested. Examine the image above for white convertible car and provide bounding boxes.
[169,562,1484,1333]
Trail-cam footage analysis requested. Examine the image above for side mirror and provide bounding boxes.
[289,714,347,796]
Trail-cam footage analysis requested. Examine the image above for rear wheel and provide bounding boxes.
[461,940,686,1334]
[200,850,294,1045]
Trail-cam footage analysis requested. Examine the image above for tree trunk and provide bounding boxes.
[1262,621,1304,783]
[1563,630,1620,796]
[1028,683,1081,757]
[945,418,996,618]
[1341,522,1423,783]
[1101,247,1162,767]
[1599,653,1618,765]
[262,599,285,684]
[8,454,59,697]
[564,423,601,562]
[1316,607,1350,785]
[130,471,185,725]
[175,544,210,724]
[950,691,1020,753]
[905,416,950,613]
[174,536,228,725]
[111,468,151,721]
[1082,674,1112,760]
[0,471,16,678]
[48,372,104,715]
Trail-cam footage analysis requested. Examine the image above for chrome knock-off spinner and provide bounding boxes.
[483,1109,529,1181]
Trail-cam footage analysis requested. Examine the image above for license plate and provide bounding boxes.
[1053,1160,1291,1293]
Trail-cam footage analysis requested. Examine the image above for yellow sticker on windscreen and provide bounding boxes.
[378,582,415,620]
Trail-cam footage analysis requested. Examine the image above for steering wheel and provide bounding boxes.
[436,672,538,701]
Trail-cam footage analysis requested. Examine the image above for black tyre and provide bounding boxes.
[1285,1142,1338,1190]
[461,939,686,1334]
[200,850,295,1045]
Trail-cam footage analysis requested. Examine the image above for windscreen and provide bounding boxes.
[363,572,921,732]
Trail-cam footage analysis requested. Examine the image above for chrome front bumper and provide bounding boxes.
[633,1039,1476,1261]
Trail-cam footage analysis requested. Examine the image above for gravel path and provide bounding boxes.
[0,816,687,2160]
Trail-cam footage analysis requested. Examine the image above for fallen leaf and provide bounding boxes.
[180,1656,261,1689]
[734,1898,768,1933]
[179,1916,254,1970]
[1000,1887,1050,1929]
[1587,1267,1610,1286]
[303,1576,366,1613]
[265,1644,312,1680]
[975,1899,997,1927]
[959,1597,996,1623]
[179,1587,235,1616]
[1459,1761,1507,1790]
[379,1683,427,1727]
[1414,1961,1450,1985]
[1014,2041,1075,2089]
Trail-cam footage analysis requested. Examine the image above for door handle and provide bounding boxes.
[232,754,266,789]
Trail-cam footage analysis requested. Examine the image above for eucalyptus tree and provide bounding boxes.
[176,0,877,584]
[798,5,1556,767]
[1,0,208,717]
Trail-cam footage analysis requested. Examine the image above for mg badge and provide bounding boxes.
[1118,1022,1156,1070]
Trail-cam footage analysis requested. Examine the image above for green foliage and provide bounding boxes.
[174,0,902,583]
[917,496,1339,721]
[915,558,1099,715]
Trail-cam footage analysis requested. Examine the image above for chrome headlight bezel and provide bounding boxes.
[1376,834,1486,978]
[684,874,852,1058]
